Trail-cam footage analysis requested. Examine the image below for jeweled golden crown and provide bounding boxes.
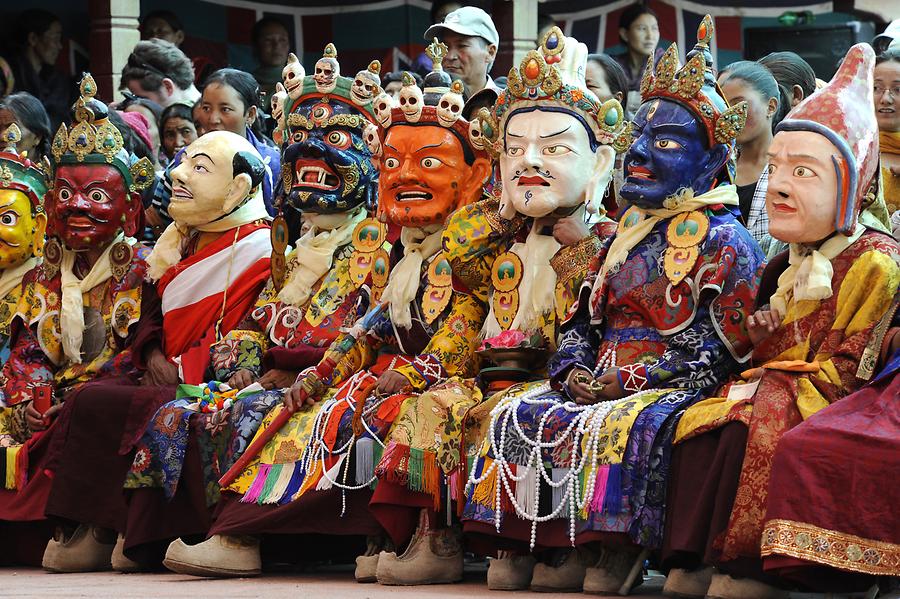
[477,27,628,159]
[50,74,154,192]
[639,15,747,146]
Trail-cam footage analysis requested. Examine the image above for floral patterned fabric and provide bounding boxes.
[229,242,486,510]
[676,231,900,560]
[463,207,764,549]
[125,239,373,500]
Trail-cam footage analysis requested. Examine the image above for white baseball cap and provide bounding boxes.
[873,19,900,53]
[424,6,499,47]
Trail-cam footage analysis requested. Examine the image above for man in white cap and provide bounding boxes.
[424,5,499,98]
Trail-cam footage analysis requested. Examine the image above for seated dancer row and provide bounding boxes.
[0,24,894,599]
[0,74,273,571]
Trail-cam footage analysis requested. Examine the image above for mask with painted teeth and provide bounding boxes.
[282,96,377,214]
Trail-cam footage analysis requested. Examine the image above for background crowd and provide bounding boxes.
[0,3,897,245]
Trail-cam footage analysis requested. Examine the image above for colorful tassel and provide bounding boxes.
[297,458,323,498]
[422,450,440,511]
[355,437,375,485]
[263,463,296,504]
[551,467,568,517]
[3,446,19,490]
[316,454,347,491]
[602,463,623,515]
[589,465,611,514]
[279,462,306,504]
[241,463,271,503]
[470,456,498,509]
[370,442,384,490]
[259,463,284,503]
[514,464,537,518]
[408,448,424,492]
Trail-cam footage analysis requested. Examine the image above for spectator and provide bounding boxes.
[140,10,185,46]
[876,46,900,215]
[382,71,423,99]
[585,53,629,107]
[252,17,292,104]
[120,39,201,108]
[140,10,215,85]
[153,68,280,224]
[412,1,463,75]
[424,6,499,99]
[158,103,197,163]
[758,50,817,109]
[585,54,630,216]
[0,92,52,163]
[718,61,788,256]
[191,99,206,137]
[8,9,71,130]
[116,91,164,168]
[611,4,663,116]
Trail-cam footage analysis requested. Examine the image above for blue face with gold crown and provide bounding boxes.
[621,99,729,209]
[619,16,746,210]
[280,44,379,215]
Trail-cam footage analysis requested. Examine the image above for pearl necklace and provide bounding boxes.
[295,372,388,516]
[467,381,658,549]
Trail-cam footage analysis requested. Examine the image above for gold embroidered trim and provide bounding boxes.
[550,235,601,286]
[761,519,900,576]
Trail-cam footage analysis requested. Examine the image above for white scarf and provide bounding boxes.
[278,207,366,306]
[591,185,739,302]
[60,233,132,364]
[0,256,39,301]
[483,223,562,338]
[770,224,865,316]
[380,225,443,329]
[147,192,271,282]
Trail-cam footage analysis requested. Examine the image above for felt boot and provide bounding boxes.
[705,572,788,599]
[530,547,597,592]
[662,567,714,598]
[355,534,394,583]
[487,553,537,591]
[376,511,463,585]
[163,534,261,578]
[583,544,644,595]
[111,534,146,573]
[42,524,116,573]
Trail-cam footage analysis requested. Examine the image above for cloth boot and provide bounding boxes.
[487,553,537,591]
[583,544,644,594]
[376,510,463,585]
[705,572,788,599]
[530,547,598,592]
[163,534,261,577]
[42,524,116,573]
[662,566,714,598]
[355,533,394,583]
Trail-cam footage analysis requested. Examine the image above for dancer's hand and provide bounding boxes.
[227,368,256,390]
[258,368,297,391]
[566,368,596,404]
[142,349,180,386]
[25,403,62,433]
[748,308,782,347]
[553,216,591,247]
[376,370,412,395]
[592,368,626,400]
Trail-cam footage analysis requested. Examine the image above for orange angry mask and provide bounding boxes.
[378,117,490,227]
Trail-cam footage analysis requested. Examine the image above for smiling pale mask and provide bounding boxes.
[169,131,265,228]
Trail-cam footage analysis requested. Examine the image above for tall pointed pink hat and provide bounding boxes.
[775,43,879,235]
